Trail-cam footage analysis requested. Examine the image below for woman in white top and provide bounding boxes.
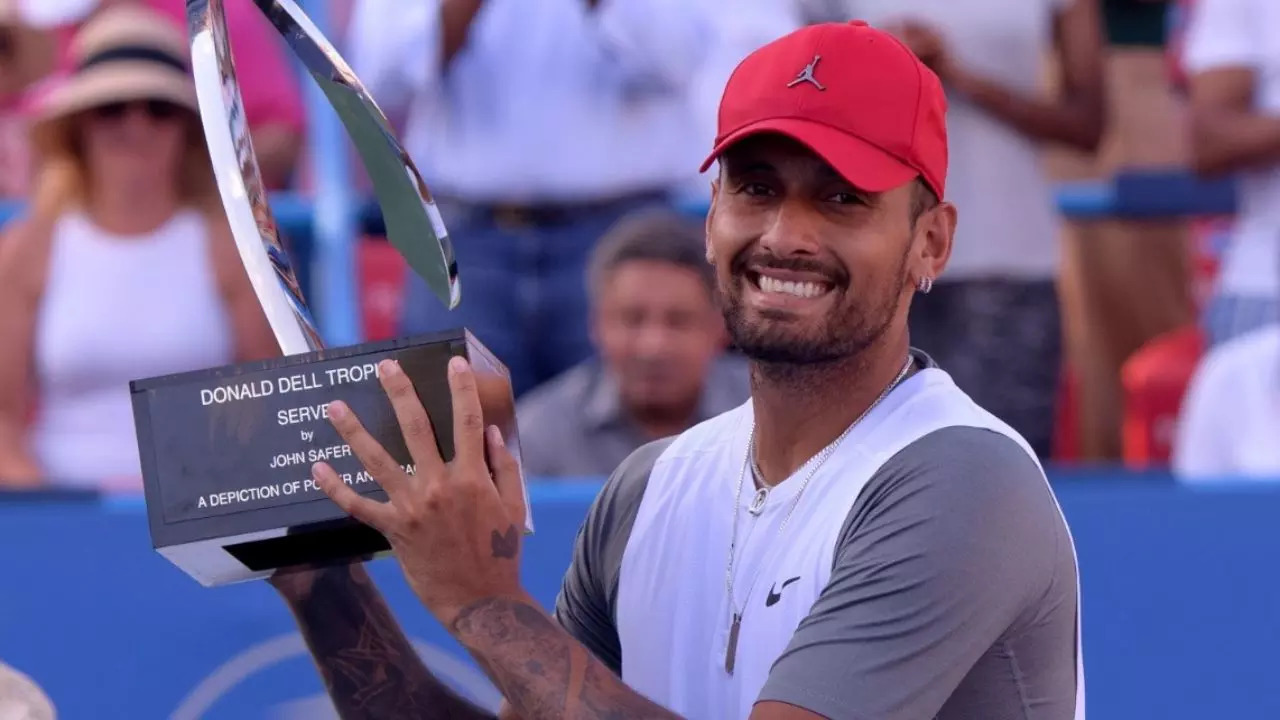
[0,5,277,490]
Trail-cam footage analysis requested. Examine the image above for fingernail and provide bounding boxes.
[449,356,468,374]
[379,358,401,376]
[327,400,348,419]
[488,425,504,447]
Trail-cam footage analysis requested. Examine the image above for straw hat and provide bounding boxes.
[29,3,198,145]
[0,0,57,98]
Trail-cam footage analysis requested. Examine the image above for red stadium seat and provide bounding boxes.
[1120,324,1204,468]
[356,236,406,342]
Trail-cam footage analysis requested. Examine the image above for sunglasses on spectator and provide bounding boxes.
[0,28,13,61]
[91,99,182,121]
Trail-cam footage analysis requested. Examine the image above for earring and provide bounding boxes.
[917,276,933,294]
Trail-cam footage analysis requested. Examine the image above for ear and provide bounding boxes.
[706,179,720,264]
[913,201,956,288]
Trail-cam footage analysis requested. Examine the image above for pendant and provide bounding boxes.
[747,487,768,516]
[725,613,742,674]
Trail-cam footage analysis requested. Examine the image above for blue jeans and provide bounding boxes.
[399,195,672,397]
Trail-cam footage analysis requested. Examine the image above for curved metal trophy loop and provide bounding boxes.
[250,0,460,313]
[187,0,461,358]
[186,0,324,356]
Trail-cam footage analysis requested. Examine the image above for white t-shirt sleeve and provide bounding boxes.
[1182,0,1263,73]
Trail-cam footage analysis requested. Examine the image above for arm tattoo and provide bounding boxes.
[452,598,682,720]
[284,565,497,720]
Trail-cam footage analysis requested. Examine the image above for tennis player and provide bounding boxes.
[273,20,1084,720]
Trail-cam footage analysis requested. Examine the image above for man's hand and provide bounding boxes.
[314,356,529,627]
[885,20,955,82]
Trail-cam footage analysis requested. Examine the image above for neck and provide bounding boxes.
[749,332,912,486]
[630,397,700,440]
[87,181,180,236]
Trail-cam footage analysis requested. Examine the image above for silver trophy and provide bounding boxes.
[127,0,525,588]
[186,0,460,354]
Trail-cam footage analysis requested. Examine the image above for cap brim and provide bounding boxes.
[699,117,917,193]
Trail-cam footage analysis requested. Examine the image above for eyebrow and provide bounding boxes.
[723,158,776,176]
[724,156,876,196]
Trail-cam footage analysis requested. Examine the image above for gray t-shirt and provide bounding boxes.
[554,426,1080,719]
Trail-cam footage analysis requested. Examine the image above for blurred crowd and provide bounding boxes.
[0,0,1276,495]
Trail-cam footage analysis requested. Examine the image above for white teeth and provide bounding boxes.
[757,275,827,298]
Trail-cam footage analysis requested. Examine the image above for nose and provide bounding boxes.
[633,322,673,358]
[758,198,823,257]
[122,105,154,128]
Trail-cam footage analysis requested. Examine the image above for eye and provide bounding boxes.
[827,191,865,205]
[735,182,776,197]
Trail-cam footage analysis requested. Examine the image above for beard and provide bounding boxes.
[721,248,910,368]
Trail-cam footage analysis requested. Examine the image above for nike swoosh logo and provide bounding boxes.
[765,576,801,607]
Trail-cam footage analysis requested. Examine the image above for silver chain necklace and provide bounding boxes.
[722,354,914,674]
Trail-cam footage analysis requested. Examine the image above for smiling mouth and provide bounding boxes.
[748,272,834,299]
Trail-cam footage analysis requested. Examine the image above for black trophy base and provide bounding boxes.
[129,328,529,587]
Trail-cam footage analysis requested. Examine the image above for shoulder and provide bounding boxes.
[1191,324,1280,389]
[840,425,1068,597]
[589,436,675,524]
[1178,324,1279,436]
[197,208,243,285]
[849,425,1054,537]
[515,361,599,428]
[0,213,56,298]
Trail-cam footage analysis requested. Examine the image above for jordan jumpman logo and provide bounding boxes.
[787,55,826,90]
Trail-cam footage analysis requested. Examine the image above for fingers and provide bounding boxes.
[487,425,527,528]
[313,460,396,530]
[378,358,444,475]
[447,356,486,473]
[327,399,407,498]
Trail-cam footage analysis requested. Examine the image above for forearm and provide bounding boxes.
[1190,111,1280,176]
[948,68,1103,152]
[450,595,681,720]
[275,564,496,720]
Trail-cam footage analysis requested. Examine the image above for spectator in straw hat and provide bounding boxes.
[0,0,57,197]
[0,3,277,489]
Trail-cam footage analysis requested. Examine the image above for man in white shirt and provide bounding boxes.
[271,21,1083,720]
[1173,322,1280,481]
[797,0,1107,460]
[1183,0,1280,347]
[345,0,779,396]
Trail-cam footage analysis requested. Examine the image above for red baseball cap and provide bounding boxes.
[700,20,948,199]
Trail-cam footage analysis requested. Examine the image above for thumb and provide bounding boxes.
[487,425,528,528]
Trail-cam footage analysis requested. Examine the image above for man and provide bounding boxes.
[346,0,776,396]
[273,21,1084,719]
[516,208,749,478]
[1183,0,1280,346]
[800,0,1107,460]
[1173,322,1280,480]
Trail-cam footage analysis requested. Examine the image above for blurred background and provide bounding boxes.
[1,0,1277,717]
